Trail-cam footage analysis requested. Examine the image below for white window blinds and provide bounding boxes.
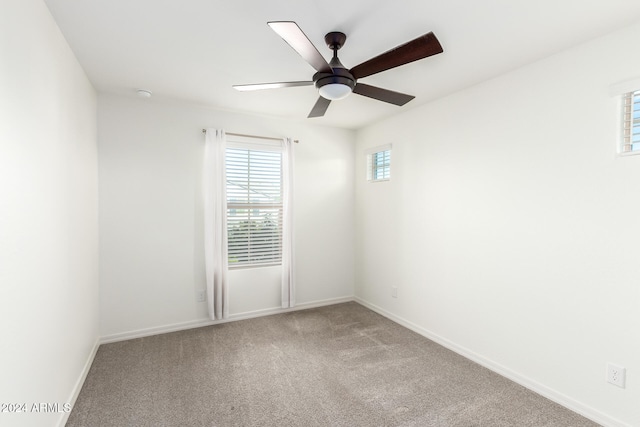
[622,90,640,154]
[366,144,392,182]
[226,146,283,267]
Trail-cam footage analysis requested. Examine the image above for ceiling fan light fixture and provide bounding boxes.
[315,74,355,101]
[319,82,352,100]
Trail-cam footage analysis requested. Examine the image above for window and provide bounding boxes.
[226,141,283,268]
[621,90,640,154]
[366,144,392,181]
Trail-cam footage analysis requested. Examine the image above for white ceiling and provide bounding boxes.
[44,0,640,130]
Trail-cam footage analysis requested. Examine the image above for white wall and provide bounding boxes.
[355,21,640,427]
[98,94,355,337]
[0,1,99,426]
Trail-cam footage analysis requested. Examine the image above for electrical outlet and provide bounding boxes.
[197,290,206,303]
[392,286,398,298]
[607,363,626,388]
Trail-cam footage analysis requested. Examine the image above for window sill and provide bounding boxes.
[228,262,282,270]
[618,150,640,157]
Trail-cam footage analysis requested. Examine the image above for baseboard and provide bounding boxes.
[100,296,354,344]
[60,298,628,426]
[229,295,355,321]
[353,297,630,427]
[57,336,100,427]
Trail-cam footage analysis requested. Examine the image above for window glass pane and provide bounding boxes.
[371,150,390,180]
[226,148,282,204]
[226,147,283,267]
[633,93,640,148]
[622,91,640,153]
[227,206,282,266]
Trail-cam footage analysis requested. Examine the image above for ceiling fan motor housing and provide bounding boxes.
[314,31,355,99]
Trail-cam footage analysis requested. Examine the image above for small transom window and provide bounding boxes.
[621,90,640,154]
[366,144,392,182]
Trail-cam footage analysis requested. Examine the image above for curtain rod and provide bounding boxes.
[202,129,298,143]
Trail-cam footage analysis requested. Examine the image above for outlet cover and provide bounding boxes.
[197,290,206,303]
[607,363,626,388]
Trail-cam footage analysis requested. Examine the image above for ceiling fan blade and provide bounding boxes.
[350,32,443,80]
[308,96,331,118]
[268,21,332,73]
[353,83,415,106]
[233,81,313,91]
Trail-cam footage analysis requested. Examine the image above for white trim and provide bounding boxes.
[353,297,631,427]
[64,299,629,426]
[226,141,283,152]
[57,337,100,427]
[609,77,640,97]
[364,143,392,155]
[226,136,283,152]
[100,296,354,344]
[617,150,640,157]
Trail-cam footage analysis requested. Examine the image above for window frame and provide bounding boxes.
[620,90,640,156]
[225,137,284,269]
[365,144,392,182]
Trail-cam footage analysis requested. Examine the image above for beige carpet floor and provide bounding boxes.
[67,302,599,426]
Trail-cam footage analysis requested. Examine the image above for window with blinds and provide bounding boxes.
[366,144,392,182]
[226,146,283,268]
[622,90,640,154]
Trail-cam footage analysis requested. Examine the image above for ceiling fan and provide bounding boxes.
[233,21,443,118]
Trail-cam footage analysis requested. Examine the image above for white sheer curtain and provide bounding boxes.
[281,137,295,308]
[203,129,229,320]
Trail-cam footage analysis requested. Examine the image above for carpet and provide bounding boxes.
[66,302,599,426]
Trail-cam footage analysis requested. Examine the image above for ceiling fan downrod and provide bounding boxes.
[314,32,355,100]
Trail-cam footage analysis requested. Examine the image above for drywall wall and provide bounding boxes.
[0,1,99,426]
[98,94,355,337]
[355,21,640,427]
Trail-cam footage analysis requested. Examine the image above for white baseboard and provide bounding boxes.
[100,296,354,344]
[86,297,627,426]
[353,297,630,427]
[57,337,100,427]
